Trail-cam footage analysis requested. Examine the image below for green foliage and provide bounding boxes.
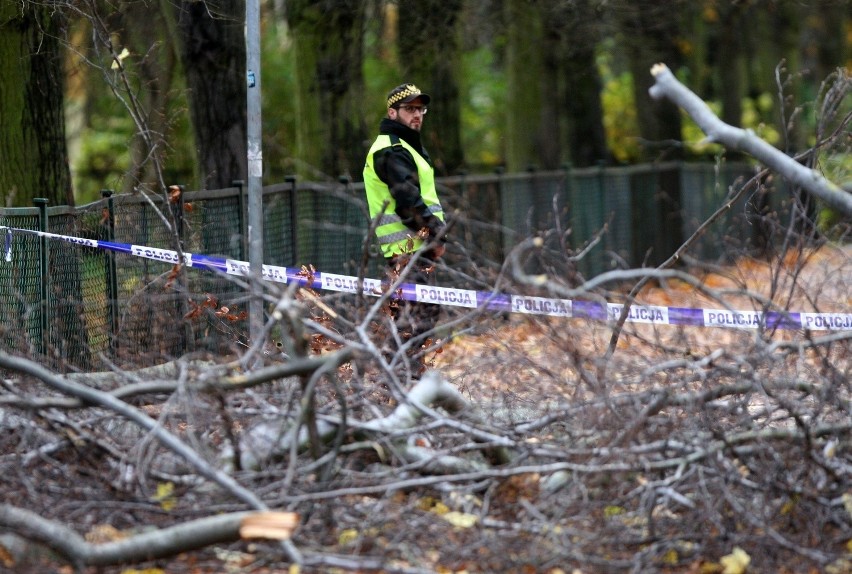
[596,37,645,164]
[459,46,506,169]
[742,92,779,144]
[69,53,196,202]
[73,115,133,202]
[597,54,640,163]
[816,152,852,237]
[260,21,299,181]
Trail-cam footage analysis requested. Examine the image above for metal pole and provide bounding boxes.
[246,0,264,352]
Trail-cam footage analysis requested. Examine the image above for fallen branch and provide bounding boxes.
[0,351,266,510]
[0,505,257,567]
[237,371,512,469]
[0,352,305,565]
[0,351,354,410]
[648,62,852,218]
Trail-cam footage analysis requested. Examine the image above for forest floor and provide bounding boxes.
[7,244,851,574]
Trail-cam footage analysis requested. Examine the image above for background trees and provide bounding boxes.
[38,0,848,204]
[616,0,686,162]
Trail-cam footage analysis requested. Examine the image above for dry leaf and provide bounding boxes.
[239,511,300,540]
[86,524,128,543]
[338,528,359,545]
[720,547,750,574]
[0,543,14,568]
[842,493,852,519]
[441,511,478,528]
[111,47,129,70]
[151,482,176,512]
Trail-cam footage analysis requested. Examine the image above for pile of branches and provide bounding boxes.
[0,240,850,573]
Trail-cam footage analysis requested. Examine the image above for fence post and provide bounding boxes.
[338,175,352,273]
[232,179,246,260]
[494,166,508,259]
[171,184,193,354]
[285,175,298,265]
[34,198,49,358]
[562,162,574,250]
[172,184,186,248]
[101,189,119,355]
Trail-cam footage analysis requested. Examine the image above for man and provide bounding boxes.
[363,83,447,376]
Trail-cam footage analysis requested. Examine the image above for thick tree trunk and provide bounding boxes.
[397,0,465,176]
[618,0,684,162]
[0,3,90,372]
[504,0,545,171]
[175,0,248,189]
[0,3,74,206]
[546,0,610,168]
[118,1,181,194]
[286,0,367,179]
[503,0,611,171]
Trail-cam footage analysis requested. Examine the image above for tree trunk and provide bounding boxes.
[117,0,182,194]
[715,4,745,128]
[545,0,610,167]
[761,2,806,154]
[811,2,848,89]
[503,0,545,171]
[286,0,367,180]
[712,2,747,161]
[174,0,248,189]
[397,0,465,176]
[618,0,684,162]
[0,3,91,373]
[0,2,74,206]
[504,0,613,170]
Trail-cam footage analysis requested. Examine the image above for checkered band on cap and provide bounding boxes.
[387,84,423,108]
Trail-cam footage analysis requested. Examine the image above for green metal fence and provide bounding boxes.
[0,162,790,372]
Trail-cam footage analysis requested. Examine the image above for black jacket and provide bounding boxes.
[371,118,446,243]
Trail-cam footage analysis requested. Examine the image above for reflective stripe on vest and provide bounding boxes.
[363,134,444,257]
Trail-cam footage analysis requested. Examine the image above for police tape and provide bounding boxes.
[3,225,851,332]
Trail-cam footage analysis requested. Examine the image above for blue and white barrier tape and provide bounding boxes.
[2,225,850,332]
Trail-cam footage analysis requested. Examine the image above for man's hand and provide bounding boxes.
[432,244,445,259]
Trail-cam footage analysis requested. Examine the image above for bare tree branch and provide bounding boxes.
[0,505,253,568]
[649,63,852,217]
[0,353,265,507]
[0,351,305,565]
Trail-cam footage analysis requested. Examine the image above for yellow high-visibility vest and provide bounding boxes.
[363,134,444,257]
